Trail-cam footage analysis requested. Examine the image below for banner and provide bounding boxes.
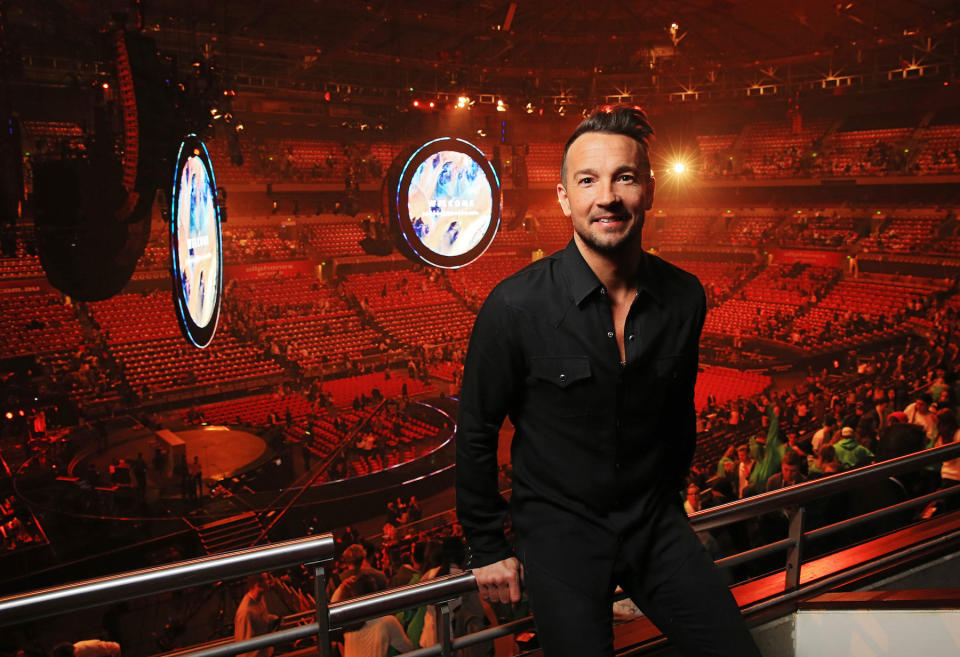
[225,260,316,280]
[772,248,844,268]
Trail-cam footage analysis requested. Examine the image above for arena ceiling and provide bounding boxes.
[8,1,960,106]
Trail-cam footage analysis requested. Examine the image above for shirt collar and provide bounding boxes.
[560,239,663,306]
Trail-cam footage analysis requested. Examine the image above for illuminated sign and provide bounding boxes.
[395,138,501,268]
[170,135,222,348]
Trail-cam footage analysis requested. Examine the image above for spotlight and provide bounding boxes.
[672,162,686,174]
[457,96,471,109]
[496,99,507,112]
[4,412,11,420]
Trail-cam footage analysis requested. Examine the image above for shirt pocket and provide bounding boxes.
[655,355,683,383]
[527,356,596,417]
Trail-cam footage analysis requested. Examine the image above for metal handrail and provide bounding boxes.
[5,441,960,657]
[690,440,960,530]
[0,533,335,627]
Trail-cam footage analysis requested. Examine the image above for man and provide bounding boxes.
[456,106,760,657]
[766,450,807,492]
[832,426,874,470]
[331,543,388,601]
[234,573,278,657]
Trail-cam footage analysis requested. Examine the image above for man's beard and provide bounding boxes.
[574,211,645,255]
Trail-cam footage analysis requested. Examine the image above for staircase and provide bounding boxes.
[196,512,265,555]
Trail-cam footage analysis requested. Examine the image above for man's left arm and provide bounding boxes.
[675,282,707,491]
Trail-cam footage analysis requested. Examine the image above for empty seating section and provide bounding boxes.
[304,222,367,258]
[88,291,182,344]
[279,139,346,179]
[858,216,944,252]
[716,216,779,246]
[529,213,572,253]
[230,275,384,369]
[791,277,947,348]
[816,128,912,175]
[1,293,83,357]
[736,119,831,177]
[321,371,434,407]
[89,292,283,396]
[447,253,531,306]
[696,134,737,177]
[915,124,960,175]
[111,334,283,396]
[663,260,751,301]
[704,264,837,339]
[181,392,316,426]
[525,143,563,184]
[349,407,444,475]
[651,214,715,247]
[778,213,859,248]
[0,253,43,280]
[694,367,770,410]
[344,270,475,346]
[0,230,43,279]
[222,226,309,262]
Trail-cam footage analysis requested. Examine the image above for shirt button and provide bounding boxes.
[607,331,614,339]
[600,287,606,296]
[559,373,567,383]
[628,334,635,341]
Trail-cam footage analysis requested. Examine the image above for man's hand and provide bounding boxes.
[471,557,523,604]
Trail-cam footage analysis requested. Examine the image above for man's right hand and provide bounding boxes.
[471,557,523,604]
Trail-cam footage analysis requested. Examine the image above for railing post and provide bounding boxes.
[439,601,453,657]
[312,562,331,657]
[785,506,805,590]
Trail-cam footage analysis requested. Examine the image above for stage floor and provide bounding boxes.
[78,425,268,497]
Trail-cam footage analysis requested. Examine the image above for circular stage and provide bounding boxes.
[72,425,271,504]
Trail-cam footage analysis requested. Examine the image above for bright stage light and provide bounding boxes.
[672,162,686,174]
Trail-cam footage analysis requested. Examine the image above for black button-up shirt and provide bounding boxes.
[455,240,705,596]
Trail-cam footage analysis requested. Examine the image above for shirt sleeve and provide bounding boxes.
[386,616,415,652]
[456,287,522,568]
[673,281,707,491]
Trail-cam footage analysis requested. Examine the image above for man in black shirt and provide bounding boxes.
[456,106,760,656]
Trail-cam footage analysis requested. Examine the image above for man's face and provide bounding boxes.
[737,447,749,462]
[916,399,927,414]
[557,132,654,256]
[782,461,801,485]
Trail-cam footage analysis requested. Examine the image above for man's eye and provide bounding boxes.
[618,174,636,183]
[577,177,594,185]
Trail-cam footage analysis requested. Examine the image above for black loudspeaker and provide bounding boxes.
[34,157,149,301]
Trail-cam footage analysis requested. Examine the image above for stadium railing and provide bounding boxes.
[3,442,960,657]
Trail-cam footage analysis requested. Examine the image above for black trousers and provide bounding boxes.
[521,505,762,657]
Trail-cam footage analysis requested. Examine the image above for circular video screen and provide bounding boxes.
[396,138,501,268]
[170,135,222,348]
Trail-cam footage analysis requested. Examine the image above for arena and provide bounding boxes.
[2,2,960,656]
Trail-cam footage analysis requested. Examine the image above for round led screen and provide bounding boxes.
[170,135,222,348]
[396,138,501,268]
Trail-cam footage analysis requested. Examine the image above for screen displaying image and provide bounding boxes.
[394,138,501,269]
[406,150,493,257]
[176,153,219,328]
[171,135,222,348]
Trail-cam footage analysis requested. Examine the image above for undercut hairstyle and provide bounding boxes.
[561,104,655,183]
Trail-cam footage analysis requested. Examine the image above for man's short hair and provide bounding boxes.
[341,543,366,569]
[561,104,654,183]
[782,451,804,468]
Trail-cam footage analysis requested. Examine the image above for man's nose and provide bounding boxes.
[596,179,620,206]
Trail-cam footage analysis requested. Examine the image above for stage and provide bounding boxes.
[73,425,271,503]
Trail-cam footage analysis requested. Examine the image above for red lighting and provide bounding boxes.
[102,82,110,90]
[4,412,12,420]
[428,101,436,108]
[18,410,24,417]
[412,100,420,107]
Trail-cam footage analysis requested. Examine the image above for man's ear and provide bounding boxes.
[644,175,656,210]
[557,182,572,217]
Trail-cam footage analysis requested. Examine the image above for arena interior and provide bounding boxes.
[2,1,960,656]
